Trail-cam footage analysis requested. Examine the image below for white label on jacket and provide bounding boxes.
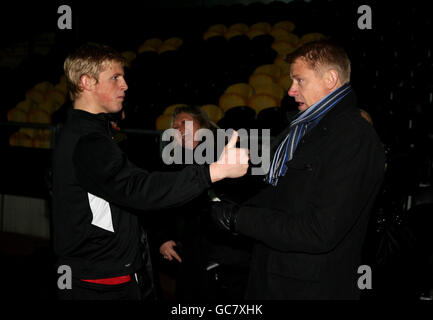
[88,193,114,232]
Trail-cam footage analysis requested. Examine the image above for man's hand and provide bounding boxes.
[209,131,249,182]
[210,200,239,234]
[159,240,182,263]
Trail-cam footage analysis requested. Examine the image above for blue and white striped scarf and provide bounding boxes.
[265,83,352,186]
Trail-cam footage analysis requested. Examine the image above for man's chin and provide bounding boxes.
[298,103,309,112]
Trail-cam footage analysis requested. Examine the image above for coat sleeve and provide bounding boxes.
[72,132,212,212]
[235,130,384,253]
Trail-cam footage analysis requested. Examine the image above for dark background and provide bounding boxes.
[1,0,433,301]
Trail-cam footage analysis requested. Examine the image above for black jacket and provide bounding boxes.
[52,109,211,280]
[236,90,385,299]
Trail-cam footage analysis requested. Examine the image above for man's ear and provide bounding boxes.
[325,69,339,89]
[80,74,97,92]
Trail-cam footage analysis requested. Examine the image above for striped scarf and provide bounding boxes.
[265,83,352,186]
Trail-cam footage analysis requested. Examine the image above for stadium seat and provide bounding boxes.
[248,93,280,114]
[225,83,255,100]
[249,73,275,90]
[219,92,248,112]
[254,83,285,102]
[201,104,224,124]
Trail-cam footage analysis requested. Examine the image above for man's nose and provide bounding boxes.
[288,82,297,97]
[121,78,128,91]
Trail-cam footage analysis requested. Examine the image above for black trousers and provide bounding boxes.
[57,277,142,300]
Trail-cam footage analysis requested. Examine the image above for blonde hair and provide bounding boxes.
[287,39,351,84]
[63,43,126,100]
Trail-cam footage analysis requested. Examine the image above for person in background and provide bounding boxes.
[151,105,250,301]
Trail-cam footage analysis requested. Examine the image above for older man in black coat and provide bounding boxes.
[212,40,385,300]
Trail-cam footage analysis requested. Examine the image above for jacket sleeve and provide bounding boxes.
[72,132,212,212]
[235,130,384,254]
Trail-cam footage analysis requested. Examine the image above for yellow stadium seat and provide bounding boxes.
[164,37,183,48]
[249,22,272,34]
[270,28,299,46]
[245,28,267,40]
[19,127,37,139]
[228,23,249,34]
[9,131,33,148]
[157,43,177,54]
[54,82,68,95]
[33,129,51,149]
[253,64,281,81]
[254,83,285,102]
[203,30,225,41]
[299,32,327,46]
[201,104,224,123]
[270,27,290,41]
[7,108,27,122]
[225,83,255,99]
[26,88,45,104]
[207,24,227,34]
[224,29,244,40]
[285,33,300,46]
[271,40,297,57]
[28,109,51,123]
[164,104,188,115]
[278,74,293,91]
[274,21,295,33]
[274,56,291,75]
[138,38,163,54]
[138,43,158,54]
[249,73,275,90]
[15,100,35,113]
[156,114,173,130]
[219,92,248,112]
[248,94,280,114]
[38,100,56,115]
[46,89,67,109]
[143,38,163,49]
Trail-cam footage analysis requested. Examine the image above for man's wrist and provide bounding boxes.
[209,162,224,183]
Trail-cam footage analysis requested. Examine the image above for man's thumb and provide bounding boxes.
[226,130,238,149]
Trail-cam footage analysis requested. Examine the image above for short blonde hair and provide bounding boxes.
[287,39,351,84]
[63,43,126,100]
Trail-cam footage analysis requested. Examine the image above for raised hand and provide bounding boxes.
[209,131,249,182]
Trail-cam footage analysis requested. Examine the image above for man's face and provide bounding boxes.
[172,112,200,149]
[93,61,128,114]
[288,58,330,112]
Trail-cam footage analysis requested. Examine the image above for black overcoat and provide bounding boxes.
[236,90,385,299]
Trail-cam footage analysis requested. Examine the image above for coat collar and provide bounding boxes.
[68,108,115,136]
[70,108,113,123]
[302,89,358,141]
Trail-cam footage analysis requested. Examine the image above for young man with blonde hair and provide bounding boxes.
[52,43,248,300]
